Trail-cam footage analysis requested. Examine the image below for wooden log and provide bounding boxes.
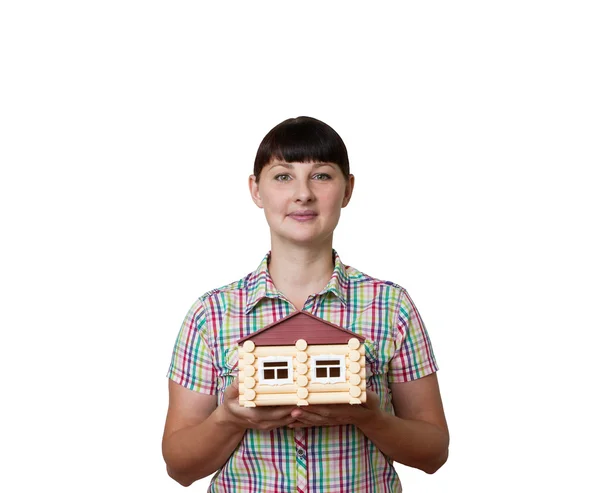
[242,355,364,371]
[307,345,365,356]
[250,384,295,394]
[348,337,360,350]
[348,350,361,362]
[247,393,299,406]
[251,345,364,358]
[308,381,366,393]
[250,381,366,394]
[349,386,362,398]
[295,339,307,350]
[349,374,361,386]
[306,392,365,405]
[248,391,366,406]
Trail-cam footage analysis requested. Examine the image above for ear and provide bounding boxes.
[249,175,263,208]
[341,174,355,208]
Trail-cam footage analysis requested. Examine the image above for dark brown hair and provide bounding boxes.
[253,116,350,182]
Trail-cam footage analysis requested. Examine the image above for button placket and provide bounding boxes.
[294,428,308,492]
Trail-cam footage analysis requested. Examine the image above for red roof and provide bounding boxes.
[238,311,365,346]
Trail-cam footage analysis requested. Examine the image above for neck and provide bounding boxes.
[268,238,335,305]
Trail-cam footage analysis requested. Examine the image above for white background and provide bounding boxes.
[1,1,599,492]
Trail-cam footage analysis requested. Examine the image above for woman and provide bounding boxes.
[163,116,449,492]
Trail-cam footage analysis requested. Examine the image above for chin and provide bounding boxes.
[285,232,334,246]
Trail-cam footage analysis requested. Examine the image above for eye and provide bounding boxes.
[274,174,291,182]
[313,173,331,181]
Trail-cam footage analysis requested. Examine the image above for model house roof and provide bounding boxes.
[238,311,365,346]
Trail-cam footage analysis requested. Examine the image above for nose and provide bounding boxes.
[293,178,315,203]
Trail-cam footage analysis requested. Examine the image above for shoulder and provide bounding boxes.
[342,262,418,324]
[179,272,254,342]
[188,270,256,317]
[344,262,407,295]
[197,270,254,301]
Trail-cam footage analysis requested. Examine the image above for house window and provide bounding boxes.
[258,357,293,385]
[264,361,289,380]
[311,355,345,383]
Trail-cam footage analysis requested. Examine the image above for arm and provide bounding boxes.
[162,380,243,486]
[289,373,449,474]
[162,378,298,487]
[360,373,449,473]
[371,288,448,471]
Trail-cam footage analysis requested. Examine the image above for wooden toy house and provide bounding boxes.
[237,311,367,407]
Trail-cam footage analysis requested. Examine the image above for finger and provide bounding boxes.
[289,411,329,426]
[236,405,295,423]
[255,405,296,418]
[291,418,330,428]
[293,405,344,418]
[287,418,310,428]
[249,415,298,431]
[224,378,240,399]
[365,390,379,403]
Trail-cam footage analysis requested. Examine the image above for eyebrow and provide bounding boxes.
[268,161,336,170]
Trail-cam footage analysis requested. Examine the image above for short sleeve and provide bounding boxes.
[388,289,439,383]
[166,298,217,394]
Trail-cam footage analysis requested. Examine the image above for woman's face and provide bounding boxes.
[249,160,354,247]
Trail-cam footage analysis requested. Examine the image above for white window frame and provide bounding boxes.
[258,356,293,385]
[310,355,346,384]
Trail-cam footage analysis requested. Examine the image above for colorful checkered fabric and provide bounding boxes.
[167,250,438,493]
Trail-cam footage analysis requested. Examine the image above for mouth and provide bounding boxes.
[288,211,318,220]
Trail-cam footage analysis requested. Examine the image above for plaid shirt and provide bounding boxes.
[168,250,438,493]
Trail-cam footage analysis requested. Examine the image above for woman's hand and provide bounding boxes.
[286,390,382,428]
[219,378,298,432]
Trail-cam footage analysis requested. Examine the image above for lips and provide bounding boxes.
[288,210,317,218]
[288,211,318,222]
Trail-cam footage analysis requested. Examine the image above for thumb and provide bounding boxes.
[364,390,380,410]
[226,377,240,398]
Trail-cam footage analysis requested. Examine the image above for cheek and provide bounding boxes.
[262,196,280,209]
[322,189,346,210]
[260,193,288,216]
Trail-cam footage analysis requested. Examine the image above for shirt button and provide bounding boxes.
[297,449,305,458]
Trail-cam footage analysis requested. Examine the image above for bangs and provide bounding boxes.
[254,117,349,180]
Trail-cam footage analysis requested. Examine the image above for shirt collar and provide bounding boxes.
[245,249,349,314]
